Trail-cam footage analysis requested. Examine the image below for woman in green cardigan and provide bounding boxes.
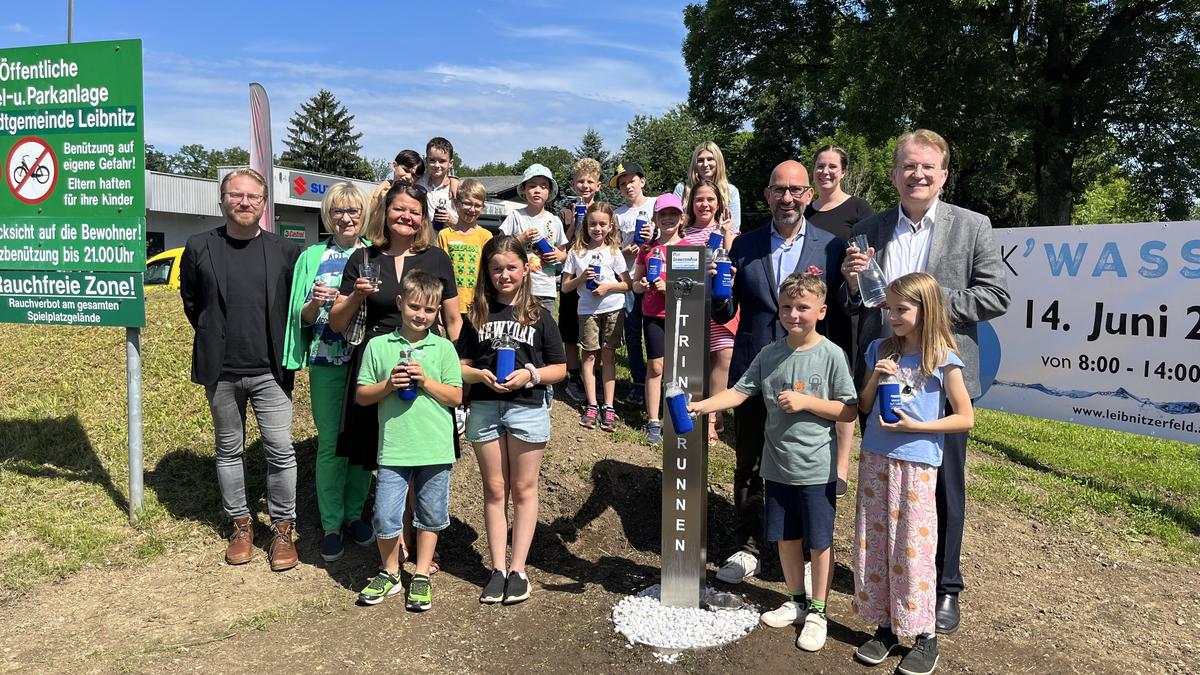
[283,182,374,563]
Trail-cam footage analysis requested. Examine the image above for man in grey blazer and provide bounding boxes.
[841,130,1010,636]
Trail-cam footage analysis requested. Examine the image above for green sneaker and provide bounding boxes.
[406,574,432,612]
[358,570,402,605]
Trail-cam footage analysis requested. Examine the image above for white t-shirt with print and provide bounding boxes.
[417,175,458,223]
[563,245,628,316]
[614,197,655,267]
[500,207,568,298]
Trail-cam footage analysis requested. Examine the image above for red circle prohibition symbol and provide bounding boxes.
[6,136,59,205]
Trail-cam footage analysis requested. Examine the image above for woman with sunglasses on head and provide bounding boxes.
[805,145,876,505]
[804,145,876,242]
[282,182,376,564]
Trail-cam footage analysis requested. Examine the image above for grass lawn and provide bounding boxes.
[0,290,1195,597]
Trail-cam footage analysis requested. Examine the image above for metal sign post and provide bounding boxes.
[660,246,711,608]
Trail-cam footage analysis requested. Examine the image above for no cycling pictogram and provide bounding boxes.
[6,137,58,205]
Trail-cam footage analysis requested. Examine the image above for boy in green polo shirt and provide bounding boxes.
[355,271,463,611]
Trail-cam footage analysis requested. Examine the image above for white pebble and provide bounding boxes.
[611,585,758,652]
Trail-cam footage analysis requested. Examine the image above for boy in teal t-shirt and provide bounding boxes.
[355,271,462,611]
[689,272,857,653]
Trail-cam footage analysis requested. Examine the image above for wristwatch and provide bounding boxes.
[523,363,541,388]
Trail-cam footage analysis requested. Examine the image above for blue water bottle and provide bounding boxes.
[535,237,554,256]
[397,348,418,401]
[495,335,517,383]
[878,372,902,424]
[712,247,733,299]
[707,231,724,251]
[665,381,694,434]
[633,217,650,245]
[574,203,586,230]
[645,249,663,283]
[586,252,602,291]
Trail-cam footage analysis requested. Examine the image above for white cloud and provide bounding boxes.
[141,48,674,167]
[5,23,31,33]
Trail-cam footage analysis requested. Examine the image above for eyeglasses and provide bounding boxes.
[767,185,813,199]
[223,192,266,205]
[330,207,362,218]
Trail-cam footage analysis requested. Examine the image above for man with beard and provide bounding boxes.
[711,160,848,592]
[180,168,302,571]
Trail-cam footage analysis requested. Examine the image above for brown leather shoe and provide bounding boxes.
[269,521,299,572]
[225,516,254,565]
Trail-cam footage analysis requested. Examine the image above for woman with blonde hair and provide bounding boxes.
[282,182,376,563]
[674,140,742,234]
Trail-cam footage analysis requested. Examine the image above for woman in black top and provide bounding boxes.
[804,145,877,242]
[328,182,460,471]
[804,144,874,534]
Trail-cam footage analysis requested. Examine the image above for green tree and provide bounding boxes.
[513,146,574,184]
[165,144,250,179]
[459,160,517,177]
[145,144,171,173]
[1073,168,1156,225]
[280,89,372,180]
[683,0,1200,227]
[207,146,249,177]
[619,104,723,196]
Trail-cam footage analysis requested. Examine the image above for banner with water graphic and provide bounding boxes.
[976,221,1200,444]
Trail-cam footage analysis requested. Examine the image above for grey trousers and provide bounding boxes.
[205,373,296,523]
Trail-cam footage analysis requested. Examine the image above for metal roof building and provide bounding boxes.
[146,167,512,255]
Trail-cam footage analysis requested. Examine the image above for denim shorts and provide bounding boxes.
[466,398,551,445]
[764,479,836,549]
[373,464,452,539]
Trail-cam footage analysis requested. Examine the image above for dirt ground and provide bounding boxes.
[1,397,1197,674]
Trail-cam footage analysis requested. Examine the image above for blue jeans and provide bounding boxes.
[466,398,552,445]
[623,291,646,385]
[374,464,452,539]
[205,373,295,523]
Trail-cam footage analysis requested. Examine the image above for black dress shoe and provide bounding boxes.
[935,594,960,635]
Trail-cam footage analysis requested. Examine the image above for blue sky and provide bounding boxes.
[3,1,692,168]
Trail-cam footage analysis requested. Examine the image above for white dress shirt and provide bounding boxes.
[884,199,938,282]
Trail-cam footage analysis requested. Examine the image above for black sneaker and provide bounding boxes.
[855,625,901,665]
[502,571,530,604]
[319,531,344,562]
[628,387,645,405]
[897,635,939,675]
[479,569,506,604]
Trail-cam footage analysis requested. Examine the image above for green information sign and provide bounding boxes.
[0,269,144,327]
[0,39,145,327]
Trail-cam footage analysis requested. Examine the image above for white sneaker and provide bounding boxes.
[760,600,805,628]
[804,561,813,598]
[715,551,761,584]
[796,612,828,651]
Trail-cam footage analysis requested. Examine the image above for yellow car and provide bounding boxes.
[145,247,183,289]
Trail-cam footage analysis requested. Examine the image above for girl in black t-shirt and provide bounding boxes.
[457,236,566,605]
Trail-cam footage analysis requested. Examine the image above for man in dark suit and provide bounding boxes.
[180,168,302,571]
[711,159,848,585]
[842,129,1010,635]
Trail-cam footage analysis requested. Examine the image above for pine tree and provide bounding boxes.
[279,89,371,180]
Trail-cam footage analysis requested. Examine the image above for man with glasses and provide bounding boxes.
[180,168,302,571]
[841,129,1010,637]
[711,160,849,589]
